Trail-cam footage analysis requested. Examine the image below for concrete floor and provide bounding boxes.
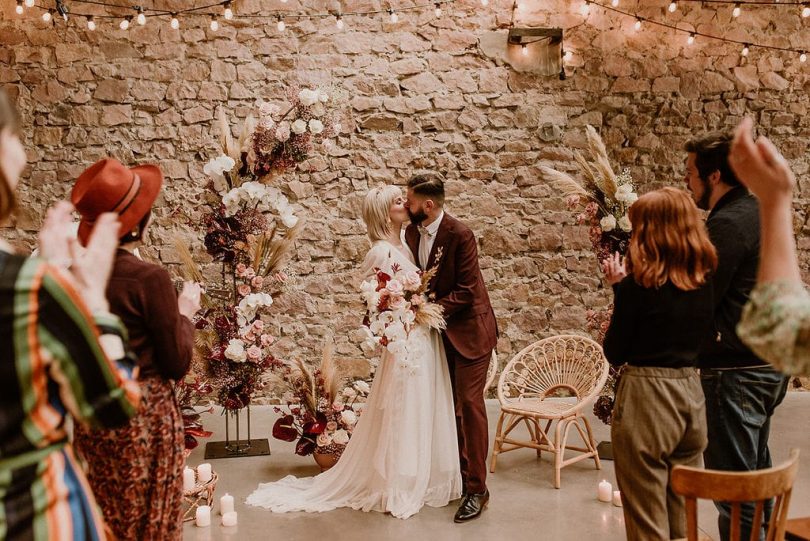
[183,393,810,541]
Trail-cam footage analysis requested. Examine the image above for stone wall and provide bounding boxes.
[2,0,809,395]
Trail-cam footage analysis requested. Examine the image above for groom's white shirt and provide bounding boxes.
[418,210,444,269]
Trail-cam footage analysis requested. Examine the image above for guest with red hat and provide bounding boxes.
[71,157,202,541]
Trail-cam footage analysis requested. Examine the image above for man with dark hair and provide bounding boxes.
[684,132,789,541]
[404,172,498,523]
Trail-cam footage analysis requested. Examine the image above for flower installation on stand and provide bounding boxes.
[542,125,639,428]
[175,86,342,458]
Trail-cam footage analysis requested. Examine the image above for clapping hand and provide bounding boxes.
[601,252,627,286]
[178,281,203,319]
[729,117,795,208]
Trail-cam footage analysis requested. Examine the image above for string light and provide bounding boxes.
[87,15,96,29]
[24,0,34,7]
[209,15,219,30]
[481,0,488,5]
[563,50,573,61]
[170,13,180,28]
[801,52,807,62]
[741,43,750,56]
[435,3,442,16]
[335,14,344,29]
[389,8,399,22]
[802,3,810,16]
[634,17,642,30]
[732,2,741,16]
[276,15,285,31]
[521,44,528,55]
[15,0,23,14]
[581,0,591,15]
[687,32,695,44]
[136,7,146,25]
[611,0,618,6]
[42,9,52,21]
[119,15,130,29]
[668,0,678,11]
[224,2,234,20]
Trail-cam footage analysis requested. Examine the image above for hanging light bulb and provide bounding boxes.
[580,0,590,15]
[24,0,34,7]
[801,52,807,62]
[335,14,344,29]
[210,15,219,30]
[741,44,750,56]
[434,3,442,17]
[119,15,130,29]
[521,44,528,56]
[42,9,53,21]
[170,13,180,28]
[563,50,573,61]
[802,4,810,17]
[389,9,398,23]
[86,15,96,29]
[223,1,234,20]
[668,1,677,12]
[634,18,642,30]
[481,0,488,5]
[732,3,741,17]
[15,0,23,14]
[687,32,695,45]
[611,0,619,6]
[136,7,146,25]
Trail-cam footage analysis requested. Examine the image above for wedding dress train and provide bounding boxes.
[246,241,462,519]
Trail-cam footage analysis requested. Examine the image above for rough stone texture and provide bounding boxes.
[2,1,809,397]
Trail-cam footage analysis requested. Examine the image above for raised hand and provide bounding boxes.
[729,117,795,208]
[38,201,75,267]
[71,213,121,313]
[601,251,627,286]
[178,281,202,319]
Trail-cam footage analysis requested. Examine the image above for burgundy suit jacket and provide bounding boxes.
[405,213,498,361]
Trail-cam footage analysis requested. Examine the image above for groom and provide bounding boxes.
[404,173,498,523]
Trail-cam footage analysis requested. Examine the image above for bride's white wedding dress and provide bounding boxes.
[246,240,462,519]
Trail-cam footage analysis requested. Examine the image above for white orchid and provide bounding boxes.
[203,155,236,193]
[237,293,273,326]
[600,215,617,232]
[340,410,357,426]
[224,338,247,363]
[353,380,370,394]
[618,215,633,232]
[333,429,350,445]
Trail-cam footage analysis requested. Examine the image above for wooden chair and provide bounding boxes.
[489,335,609,488]
[671,449,800,541]
[484,350,498,398]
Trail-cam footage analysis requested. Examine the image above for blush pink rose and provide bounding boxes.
[251,276,264,289]
[260,334,274,346]
[237,284,251,297]
[244,267,256,279]
[235,263,247,276]
[252,320,265,332]
[247,346,262,361]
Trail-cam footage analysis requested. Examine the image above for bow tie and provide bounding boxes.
[417,226,433,237]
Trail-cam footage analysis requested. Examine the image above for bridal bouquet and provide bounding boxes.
[359,265,445,373]
[542,124,639,425]
[269,345,370,459]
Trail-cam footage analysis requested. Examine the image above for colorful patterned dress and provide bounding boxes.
[0,250,141,540]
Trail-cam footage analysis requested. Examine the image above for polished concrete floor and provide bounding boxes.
[183,393,810,541]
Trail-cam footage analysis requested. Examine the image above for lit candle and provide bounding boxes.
[183,467,196,492]
[195,505,211,527]
[222,511,238,527]
[220,493,234,515]
[197,463,212,483]
[597,479,612,502]
[612,490,622,507]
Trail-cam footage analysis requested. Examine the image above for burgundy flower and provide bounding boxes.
[295,436,316,456]
[272,415,299,442]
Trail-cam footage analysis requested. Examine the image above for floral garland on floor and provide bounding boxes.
[175,86,342,449]
[542,125,639,425]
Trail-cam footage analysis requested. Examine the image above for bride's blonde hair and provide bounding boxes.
[363,185,402,242]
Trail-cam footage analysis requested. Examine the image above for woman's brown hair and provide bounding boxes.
[626,187,718,291]
[0,90,19,223]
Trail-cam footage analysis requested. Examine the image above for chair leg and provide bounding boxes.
[489,412,506,473]
[533,420,542,458]
[554,419,564,489]
[581,415,601,470]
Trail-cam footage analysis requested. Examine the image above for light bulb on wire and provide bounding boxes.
[668,1,677,12]
[42,9,53,22]
[634,18,642,31]
[802,4,810,17]
[435,3,442,17]
[732,3,741,17]
[687,32,695,45]
[210,15,219,31]
[276,15,285,31]
[741,44,750,56]
[521,44,528,56]
[224,2,234,20]
[15,0,23,15]
[24,0,34,7]
[481,0,488,5]
[389,9,398,23]
[87,15,96,30]
[119,16,131,29]
[800,52,807,63]
[170,14,179,28]
[580,0,590,15]
[563,50,573,61]
[136,7,146,25]
[335,14,344,29]
[611,0,618,6]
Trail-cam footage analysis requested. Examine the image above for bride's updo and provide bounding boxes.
[362,185,402,242]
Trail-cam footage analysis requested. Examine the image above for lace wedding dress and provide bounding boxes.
[246,240,462,519]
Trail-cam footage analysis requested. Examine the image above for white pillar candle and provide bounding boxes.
[195,505,211,527]
[597,479,612,502]
[183,467,196,492]
[221,511,238,527]
[220,493,234,515]
[612,490,622,507]
[197,463,212,483]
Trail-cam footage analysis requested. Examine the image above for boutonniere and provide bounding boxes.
[433,245,444,266]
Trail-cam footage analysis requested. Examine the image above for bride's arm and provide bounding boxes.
[359,243,392,280]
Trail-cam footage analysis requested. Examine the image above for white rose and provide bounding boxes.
[333,429,349,445]
[259,101,279,117]
[203,155,235,177]
[616,183,633,194]
[342,387,357,399]
[353,380,370,394]
[280,212,299,228]
[618,215,633,232]
[224,339,247,363]
[625,193,639,205]
[401,271,422,291]
[386,279,404,296]
[291,119,307,134]
[298,89,319,107]
[316,432,332,447]
[340,410,357,426]
[600,215,617,232]
[308,119,324,134]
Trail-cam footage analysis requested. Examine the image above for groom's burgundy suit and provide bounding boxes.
[406,213,497,494]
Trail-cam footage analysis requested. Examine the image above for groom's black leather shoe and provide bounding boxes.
[453,489,489,523]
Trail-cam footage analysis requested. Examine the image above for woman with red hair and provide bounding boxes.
[602,187,718,541]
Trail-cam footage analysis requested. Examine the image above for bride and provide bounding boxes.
[247,185,462,519]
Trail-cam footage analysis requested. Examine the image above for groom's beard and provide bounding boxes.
[408,208,428,225]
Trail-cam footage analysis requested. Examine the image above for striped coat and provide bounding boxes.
[0,250,140,540]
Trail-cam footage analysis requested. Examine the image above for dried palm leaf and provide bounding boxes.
[573,150,601,193]
[291,358,317,413]
[235,115,256,160]
[258,219,305,277]
[414,303,446,331]
[539,166,592,200]
[217,107,236,159]
[172,235,206,284]
[318,342,346,404]
[585,125,618,200]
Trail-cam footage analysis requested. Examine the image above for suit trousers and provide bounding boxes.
[611,366,708,541]
[443,335,491,494]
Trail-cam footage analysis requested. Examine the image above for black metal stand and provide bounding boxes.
[204,405,271,459]
[597,440,614,461]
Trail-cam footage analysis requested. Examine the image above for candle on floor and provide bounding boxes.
[195,505,211,527]
[612,490,622,507]
[220,493,234,515]
[197,463,212,483]
[222,511,238,527]
[597,479,612,502]
[183,467,196,492]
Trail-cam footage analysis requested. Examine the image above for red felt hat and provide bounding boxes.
[71,158,163,246]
